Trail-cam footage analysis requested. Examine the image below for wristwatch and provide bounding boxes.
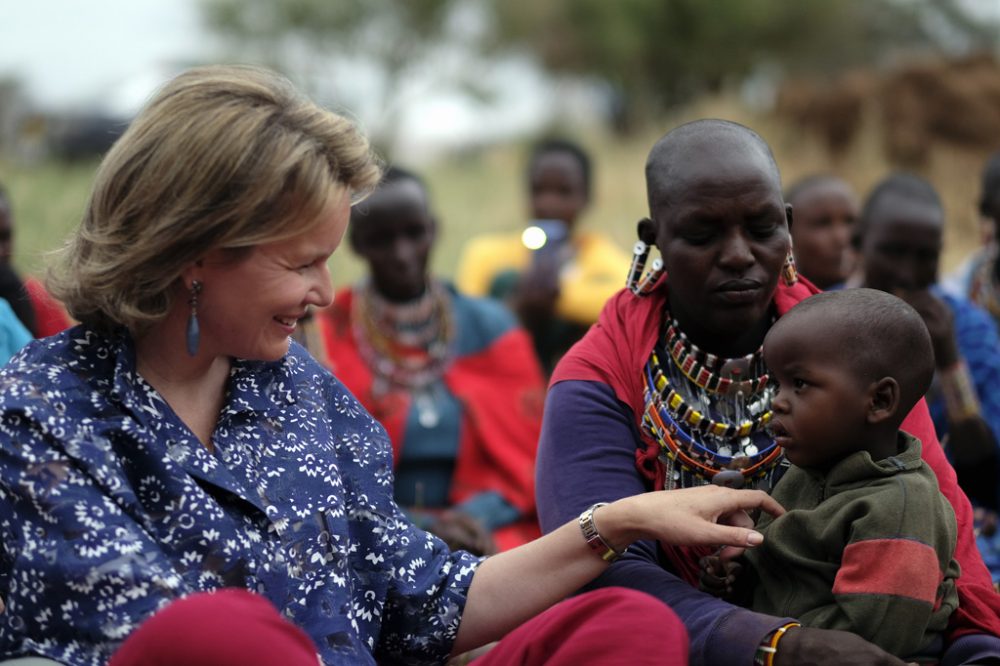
[578,502,626,562]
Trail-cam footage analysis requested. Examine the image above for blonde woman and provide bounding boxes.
[0,66,781,666]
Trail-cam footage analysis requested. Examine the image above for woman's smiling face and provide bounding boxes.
[192,192,350,362]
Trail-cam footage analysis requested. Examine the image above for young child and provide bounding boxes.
[702,288,960,661]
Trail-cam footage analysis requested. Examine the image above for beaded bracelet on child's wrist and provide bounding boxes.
[753,622,800,666]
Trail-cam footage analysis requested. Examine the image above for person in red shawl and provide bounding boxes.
[535,119,1000,666]
[316,166,545,555]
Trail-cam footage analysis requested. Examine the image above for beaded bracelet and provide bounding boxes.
[940,360,981,423]
[753,622,801,666]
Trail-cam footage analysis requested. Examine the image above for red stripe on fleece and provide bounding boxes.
[833,538,941,604]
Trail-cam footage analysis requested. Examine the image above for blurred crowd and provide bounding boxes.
[6,83,1000,663]
[6,140,1000,573]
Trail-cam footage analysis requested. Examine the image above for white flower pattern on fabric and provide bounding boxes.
[0,328,481,665]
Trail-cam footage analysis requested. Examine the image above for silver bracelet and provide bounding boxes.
[578,502,626,562]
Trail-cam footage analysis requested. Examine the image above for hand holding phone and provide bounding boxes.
[513,219,569,326]
[521,219,569,260]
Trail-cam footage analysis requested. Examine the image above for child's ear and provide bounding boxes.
[867,377,900,425]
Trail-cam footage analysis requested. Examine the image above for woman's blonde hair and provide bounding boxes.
[49,64,382,333]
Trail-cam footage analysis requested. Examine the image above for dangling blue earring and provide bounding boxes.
[186,280,202,356]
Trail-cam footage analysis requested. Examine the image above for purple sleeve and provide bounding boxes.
[942,634,1000,665]
[537,379,790,666]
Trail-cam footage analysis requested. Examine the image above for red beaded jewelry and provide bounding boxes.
[663,320,769,396]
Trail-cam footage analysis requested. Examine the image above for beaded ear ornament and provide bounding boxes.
[627,240,666,296]
[781,243,799,287]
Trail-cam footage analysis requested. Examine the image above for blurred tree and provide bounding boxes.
[200,0,462,155]
[0,76,27,155]
[486,0,999,132]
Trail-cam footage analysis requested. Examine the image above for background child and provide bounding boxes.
[702,288,959,660]
[784,174,859,290]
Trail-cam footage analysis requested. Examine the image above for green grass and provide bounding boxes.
[0,99,985,290]
[0,159,97,279]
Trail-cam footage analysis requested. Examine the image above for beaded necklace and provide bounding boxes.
[642,311,786,491]
[663,318,770,396]
[353,280,454,427]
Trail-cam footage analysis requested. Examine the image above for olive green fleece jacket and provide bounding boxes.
[746,433,960,658]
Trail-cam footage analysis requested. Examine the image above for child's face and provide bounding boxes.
[790,180,858,289]
[764,314,872,470]
[529,151,588,227]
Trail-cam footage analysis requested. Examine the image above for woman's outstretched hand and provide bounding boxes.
[596,485,785,554]
[456,486,781,655]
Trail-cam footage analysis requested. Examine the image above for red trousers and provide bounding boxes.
[111,587,688,665]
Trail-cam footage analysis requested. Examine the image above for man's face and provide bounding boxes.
[529,151,588,228]
[350,179,435,302]
[861,193,942,294]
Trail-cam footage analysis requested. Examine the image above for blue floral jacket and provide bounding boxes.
[0,327,481,665]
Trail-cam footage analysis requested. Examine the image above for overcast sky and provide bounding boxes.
[0,0,567,157]
[1,0,208,112]
[10,0,994,157]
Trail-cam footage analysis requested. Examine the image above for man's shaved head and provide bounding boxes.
[645,119,782,217]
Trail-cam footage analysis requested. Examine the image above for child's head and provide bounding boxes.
[527,138,591,229]
[785,175,858,290]
[764,288,934,470]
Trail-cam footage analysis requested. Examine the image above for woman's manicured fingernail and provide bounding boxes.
[747,531,763,546]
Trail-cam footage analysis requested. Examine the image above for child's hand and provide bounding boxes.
[698,554,742,598]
